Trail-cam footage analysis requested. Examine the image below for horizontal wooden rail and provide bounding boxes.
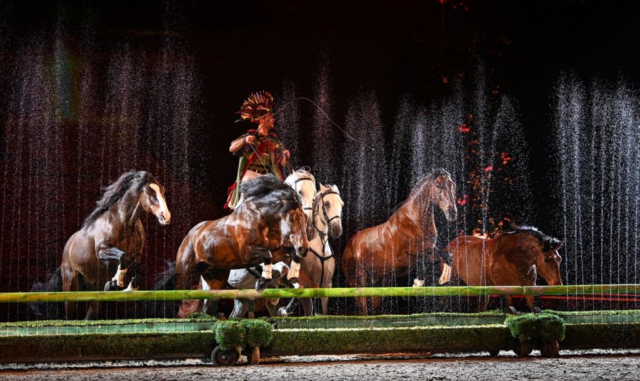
[0,284,639,303]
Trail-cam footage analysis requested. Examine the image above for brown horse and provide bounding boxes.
[174,175,309,318]
[61,171,171,320]
[441,225,563,312]
[341,168,457,315]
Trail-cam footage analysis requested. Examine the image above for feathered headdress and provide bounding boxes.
[237,91,274,122]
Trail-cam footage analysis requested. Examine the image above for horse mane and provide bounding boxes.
[291,167,316,184]
[241,175,301,213]
[502,224,562,251]
[83,171,157,228]
[393,168,452,210]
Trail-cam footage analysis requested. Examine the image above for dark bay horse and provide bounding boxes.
[175,175,309,318]
[441,225,563,311]
[341,168,457,315]
[61,171,171,320]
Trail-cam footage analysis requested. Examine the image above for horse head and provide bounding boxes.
[536,237,563,286]
[140,180,171,225]
[285,169,317,223]
[318,183,344,239]
[281,207,309,258]
[430,169,457,221]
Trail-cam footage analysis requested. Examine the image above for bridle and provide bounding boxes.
[309,188,342,288]
[310,189,342,256]
[291,175,316,214]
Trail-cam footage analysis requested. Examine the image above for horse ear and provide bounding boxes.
[544,238,563,252]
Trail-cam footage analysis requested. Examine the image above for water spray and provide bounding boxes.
[274,97,376,152]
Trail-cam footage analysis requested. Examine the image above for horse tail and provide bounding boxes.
[145,260,179,318]
[341,238,371,315]
[29,267,64,319]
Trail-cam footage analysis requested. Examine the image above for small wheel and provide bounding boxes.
[541,340,560,358]
[518,340,532,357]
[247,346,260,365]
[488,350,500,357]
[211,345,238,366]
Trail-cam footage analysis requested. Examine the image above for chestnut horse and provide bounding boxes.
[341,168,457,315]
[441,225,563,312]
[61,171,171,320]
[174,175,309,318]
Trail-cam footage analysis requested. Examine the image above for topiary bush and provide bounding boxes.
[506,313,565,342]
[244,319,274,348]
[214,320,246,350]
[213,319,274,350]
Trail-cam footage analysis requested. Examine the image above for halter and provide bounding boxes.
[292,176,316,213]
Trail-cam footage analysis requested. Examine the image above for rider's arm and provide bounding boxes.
[229,135,251,154]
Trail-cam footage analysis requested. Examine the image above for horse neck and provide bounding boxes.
[497,233,539,264]
[116,190,143,228]
[390,182,435,236]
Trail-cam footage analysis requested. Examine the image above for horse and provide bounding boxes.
[225,169,317,318]
[441,225,563,312]
[174,175,309,318]
[280,183,344,316]
[227,261,290,318]
[341,168,457,315]
[60,171,171,320]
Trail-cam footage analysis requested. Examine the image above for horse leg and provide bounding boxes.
[525,295,536,312]
[279,298,300,316]
[124,263,141,292]
[97,246,128,290]
[300,298,314,316]
[320,281,332,315]
[477,295,490,312]
[201,269,231,317]
[229,299,249,318]
[62,265,79,320]
[347,266,369,316]
[286,250,302,288]
[176,262,210,318]
[256,250,274,291]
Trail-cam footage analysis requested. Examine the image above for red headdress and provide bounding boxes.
[237,91,274,122]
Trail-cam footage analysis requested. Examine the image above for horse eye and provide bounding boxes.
[298,190,303,195]
[544,257,552,262]
[324,202,330,208]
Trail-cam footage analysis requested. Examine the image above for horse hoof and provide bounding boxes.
[255,278,269,291]
[277,307,290,317]
[104,280,119,291]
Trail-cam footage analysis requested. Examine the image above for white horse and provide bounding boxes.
[225,169,317,316]
[280,183,344,316]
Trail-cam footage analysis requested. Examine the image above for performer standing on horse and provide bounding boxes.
[225,91,291,210]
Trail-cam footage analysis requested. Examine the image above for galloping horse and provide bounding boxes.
[174,175,308,318]
[61,171,171,320]
[441,225,563,312]
[341,168,457,315]
[281,183,344,316]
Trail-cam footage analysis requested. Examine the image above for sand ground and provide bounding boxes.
[1,350,638,381]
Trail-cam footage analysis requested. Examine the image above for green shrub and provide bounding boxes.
[506,313,564,342]
[214,320,246,350]
[244,319,274,348]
